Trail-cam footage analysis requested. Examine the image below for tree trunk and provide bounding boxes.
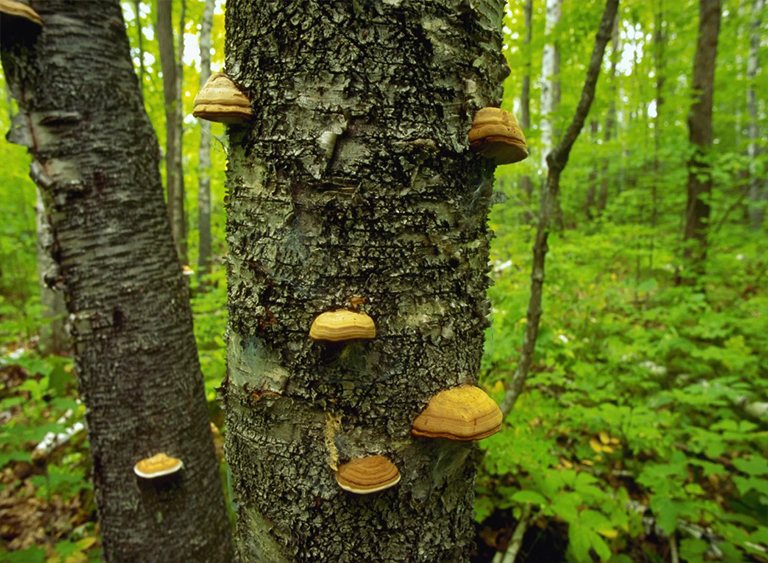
[747,0,765,229]
[683,0,721,268]
[0,1,232,561]
[541,0,564,229]
[156,0,186,263]
[650,0,666,272]
[519,0,534,222]
[585,119,599,220]
[597,15,619,215]
[501,0,618,417]
[224,0,508,560]
[35,187,67,355]
[197,0,214,276]
[540,0,560,170]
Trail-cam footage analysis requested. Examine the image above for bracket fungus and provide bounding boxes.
[309,310,376,342]
[193,72,252,125]
[412,385,502,441]
[468,107,529,165]
[133,453,183,479]
[335,455,401,494]
[0,0,42,25]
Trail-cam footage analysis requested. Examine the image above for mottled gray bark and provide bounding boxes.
[0,1,232,561]
[747,0,765,229]
[156,0,186,262]
[684,0,721,268]
[224,1,507,561]
[197,0,214,276]
[519,0,534,222]
[35,187,67,355]
[501,0,618,417]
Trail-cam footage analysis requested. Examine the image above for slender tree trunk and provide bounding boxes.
[0,1,232,561]
[683,0,721,269]
[501,0,618,417]
[597,15,619,215]
[540,0,560,170]
[133,0,145,99]
[197,0,214,276]
[175,0,186,259]
[585,119,599,220]
[541,0,564,229]
[651,0,666,271]
[156,0,186,262]
[224,0,508,560]
[747,0,765,229]
[35,188,67,355]
[519,0,534,222]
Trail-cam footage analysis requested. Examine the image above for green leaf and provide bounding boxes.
[511,490,547,505]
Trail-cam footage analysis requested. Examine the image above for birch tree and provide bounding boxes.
[197,0,214,276]
[0,0,231,560]
[222,0,510,560]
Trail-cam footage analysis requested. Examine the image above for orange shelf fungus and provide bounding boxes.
[193,72,252,125]
[133,453,183,479]
[309,310,376,342]
[412,385,502,441]
[0,0,42,25]
[335,455,401,494]
[468,107,529,165]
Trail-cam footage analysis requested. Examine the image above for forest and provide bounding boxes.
[0,0,766,562]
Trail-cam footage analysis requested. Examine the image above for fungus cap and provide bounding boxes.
[468,107,528,165]
[193,72,252,125]
[0,0,42,25]
[133,453,183,479]
[335,455,401,494]
[412,384,502,440]
[309,310,376,342]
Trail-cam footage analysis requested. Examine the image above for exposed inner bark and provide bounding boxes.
[0,1,231,561]
[224,1,507,561]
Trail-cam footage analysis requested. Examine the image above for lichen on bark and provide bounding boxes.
[224,1,507,561]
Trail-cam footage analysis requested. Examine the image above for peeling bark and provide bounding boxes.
[35,187,66,355]
[0,1,232,560]
[224,1,508,560]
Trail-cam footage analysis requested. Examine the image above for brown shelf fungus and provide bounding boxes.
[309,310,376,342]
[412,384,503,441]
[133,453,183,479]
[468,107,529,165]
[0,0,42,25]
[335,455,401,494]
[193,72,252,125]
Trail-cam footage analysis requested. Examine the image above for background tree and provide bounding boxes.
[197,0,214,277]
[0,0,231,560]
[747,0,765,228]
[156,0,187,263]
[683,0,722,271]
